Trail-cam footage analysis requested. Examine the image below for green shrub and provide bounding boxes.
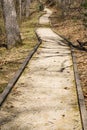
[81,0,87,9]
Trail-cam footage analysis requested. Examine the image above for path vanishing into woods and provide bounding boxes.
[0,8,83,130]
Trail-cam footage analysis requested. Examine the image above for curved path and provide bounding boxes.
[0,8,83,130]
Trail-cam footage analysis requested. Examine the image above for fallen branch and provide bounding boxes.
[63,37,87,51]
[77,40,87,46]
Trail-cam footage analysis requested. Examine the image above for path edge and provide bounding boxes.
[53,29,87,129]
[0,33,42,107]
[53,29,87,130]
[51,28,87,130]
[71,48,87,130]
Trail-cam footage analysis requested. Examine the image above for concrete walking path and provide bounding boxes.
[0,8,83,130]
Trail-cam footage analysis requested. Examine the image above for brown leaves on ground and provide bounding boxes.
[50,8,87,109]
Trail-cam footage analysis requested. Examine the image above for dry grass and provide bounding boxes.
[0,1,43,93]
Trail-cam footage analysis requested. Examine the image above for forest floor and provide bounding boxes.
[0,7,82,130]
[0,1,43,93]
[0,1,87,110]
[50,7,87,109]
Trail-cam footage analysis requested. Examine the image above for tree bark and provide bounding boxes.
[26,0,31,18]
[1,0,22,49]
[19,0,22,20]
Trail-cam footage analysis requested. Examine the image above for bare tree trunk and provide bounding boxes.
[26,0,31,18]
[21,1,26,16]
[19,0,22,20]
[1,0,22,49]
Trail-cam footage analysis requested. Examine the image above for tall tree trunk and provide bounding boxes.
[1,0,22,49]
[26,0,31,18]
[19,0,22,20]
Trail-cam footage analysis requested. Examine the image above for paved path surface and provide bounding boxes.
[0,8,82,130]
[39,8,52,24]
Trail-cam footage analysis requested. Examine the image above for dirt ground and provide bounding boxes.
[0,8,82,130]
[50,7,87,109]
[0,1,87,110]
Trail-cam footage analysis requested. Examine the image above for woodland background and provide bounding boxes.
[0,0,87,108]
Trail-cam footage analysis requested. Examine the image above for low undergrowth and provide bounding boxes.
[0,1,43,93]
[81,0,87,9]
